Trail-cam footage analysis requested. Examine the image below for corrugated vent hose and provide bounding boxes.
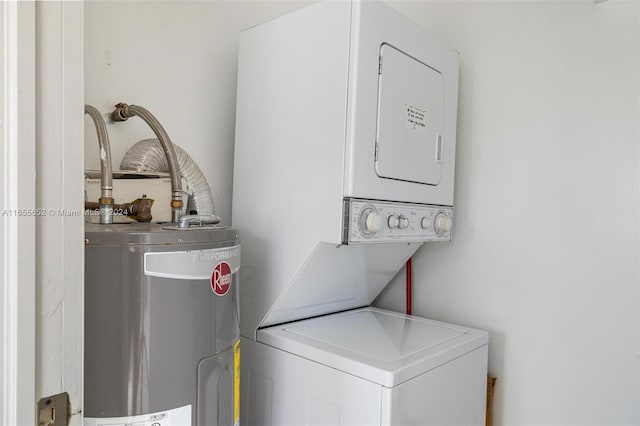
[120,138,216,216]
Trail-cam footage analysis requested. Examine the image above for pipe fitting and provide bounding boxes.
[177,214,221,229]
[99,205,114,225]
[121,197,154,223]
[98,196,115,224]
[110,103,131,122]
[171,198,184,223]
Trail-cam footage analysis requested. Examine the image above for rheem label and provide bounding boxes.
[211,261,232,296]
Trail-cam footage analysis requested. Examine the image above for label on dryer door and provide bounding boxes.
[405,104,427,132]
[83,404,191,426]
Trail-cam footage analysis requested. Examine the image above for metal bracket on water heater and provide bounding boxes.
[37,392,70,426]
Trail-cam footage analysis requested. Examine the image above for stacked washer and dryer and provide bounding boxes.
[232,1,488,425]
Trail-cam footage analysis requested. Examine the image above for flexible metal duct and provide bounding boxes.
[120,139,216,216]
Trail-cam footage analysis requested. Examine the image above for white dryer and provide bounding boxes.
[232,1,488,425]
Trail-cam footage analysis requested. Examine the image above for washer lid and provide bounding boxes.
[375,43,446,186]
[257,307,488,387]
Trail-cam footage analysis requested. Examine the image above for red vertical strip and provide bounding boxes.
[406,257,412,315]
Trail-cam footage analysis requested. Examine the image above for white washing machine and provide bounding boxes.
[243,308,487,425]
[232,1,488,425]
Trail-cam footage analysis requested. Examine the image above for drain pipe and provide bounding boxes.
[110,103,183,222]
[84,104,114,224]
[406,257,412,315]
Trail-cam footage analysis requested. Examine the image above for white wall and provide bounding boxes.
[377,1,640,425]
[84,1,311,225]
[85,1,640,424]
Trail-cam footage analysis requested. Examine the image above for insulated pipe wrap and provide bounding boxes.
[120,139,216,216]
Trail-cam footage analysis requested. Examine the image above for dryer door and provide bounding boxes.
[375,43,446,186]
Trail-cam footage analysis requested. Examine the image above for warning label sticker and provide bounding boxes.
[211,261,232,296]
[405,105,427,132]
[83,404,191,426]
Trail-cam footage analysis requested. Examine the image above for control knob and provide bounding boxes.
[420,217,431,229]
[361,210,383,233]
[398,215,409,229]
[387,215,400,229]
[434,213,452,236]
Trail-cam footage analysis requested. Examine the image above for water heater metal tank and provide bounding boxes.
[84,223,240,426]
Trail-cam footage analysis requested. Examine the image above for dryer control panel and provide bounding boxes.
[343,198,453,244]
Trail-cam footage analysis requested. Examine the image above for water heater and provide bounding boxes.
[84,223,240,426]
